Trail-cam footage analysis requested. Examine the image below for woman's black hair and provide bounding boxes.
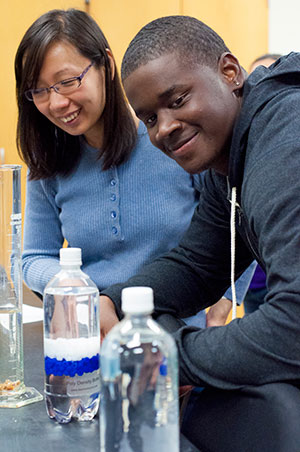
[15,8,137,180]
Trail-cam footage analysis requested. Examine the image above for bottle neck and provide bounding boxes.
[123,312,152,321]
[60,264,81,271]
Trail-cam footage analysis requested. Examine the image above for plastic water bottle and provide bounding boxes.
[100,286,179,452]
[43,247,100,423]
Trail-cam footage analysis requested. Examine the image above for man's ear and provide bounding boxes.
[106,48,115,81]
[218,52,244,90]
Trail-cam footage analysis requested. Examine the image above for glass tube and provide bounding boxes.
[0,164,42,407]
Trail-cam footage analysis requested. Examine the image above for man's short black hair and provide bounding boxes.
[121,15,230,81]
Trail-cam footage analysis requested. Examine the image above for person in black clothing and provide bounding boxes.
[99,16,300,451]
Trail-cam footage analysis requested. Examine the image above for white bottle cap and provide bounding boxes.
[59,247,82,266]
[121,286,154,314]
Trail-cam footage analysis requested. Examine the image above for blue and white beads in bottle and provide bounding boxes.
[43,247,100,423]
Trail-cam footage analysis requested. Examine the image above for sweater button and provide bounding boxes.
[112,227,118,235]
[111,211,117,219]
[110,179,116,186]
[110,194,116,201]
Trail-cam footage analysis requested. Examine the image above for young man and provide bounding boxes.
[100,16,300,451]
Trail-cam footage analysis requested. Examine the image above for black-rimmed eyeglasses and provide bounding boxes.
[24,62,94,103]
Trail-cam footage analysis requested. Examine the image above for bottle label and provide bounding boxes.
[66,369,100,396]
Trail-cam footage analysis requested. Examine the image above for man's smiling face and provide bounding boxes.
[124,52,242,175]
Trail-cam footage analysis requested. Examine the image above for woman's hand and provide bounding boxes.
[100,295,119,342]
[206,297,232,327]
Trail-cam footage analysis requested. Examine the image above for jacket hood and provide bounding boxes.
[228,52,300,191]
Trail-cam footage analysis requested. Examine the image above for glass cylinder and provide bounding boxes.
[0,164,42,407]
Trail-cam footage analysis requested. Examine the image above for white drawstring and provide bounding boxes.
[230,187,237,320]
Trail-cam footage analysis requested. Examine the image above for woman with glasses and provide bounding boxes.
[15,8,253,326]
[14,8,197,298]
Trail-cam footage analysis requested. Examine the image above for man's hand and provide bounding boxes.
[100,295,119,342]
[206,297,232,327]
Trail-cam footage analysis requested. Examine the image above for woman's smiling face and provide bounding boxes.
[124,52,243,175]
[34,40,107,148]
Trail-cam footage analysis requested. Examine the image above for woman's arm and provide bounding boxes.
[22,177,64,294]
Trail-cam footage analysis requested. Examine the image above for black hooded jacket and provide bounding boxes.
[103,52,300,389]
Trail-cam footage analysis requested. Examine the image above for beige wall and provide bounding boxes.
[0,0,268,214]
[89,1,181,69]
[90,0,268,70]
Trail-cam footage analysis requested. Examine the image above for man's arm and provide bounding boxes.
[173,136,300,389]
[102,144,300,390]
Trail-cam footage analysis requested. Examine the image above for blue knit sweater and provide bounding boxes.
[22,123,199,294]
